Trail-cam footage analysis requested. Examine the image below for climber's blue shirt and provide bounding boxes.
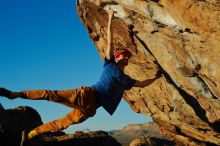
[92,57,136,115]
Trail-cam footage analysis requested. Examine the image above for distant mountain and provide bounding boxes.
[109,122,165,145]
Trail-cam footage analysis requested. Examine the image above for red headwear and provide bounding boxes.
[114,49,132,59]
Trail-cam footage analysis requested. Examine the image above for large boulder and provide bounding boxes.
[0,104,43,146]
[76,0,220,145]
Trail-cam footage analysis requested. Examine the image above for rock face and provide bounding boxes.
[0,105,43,146]
[76,0,220,145]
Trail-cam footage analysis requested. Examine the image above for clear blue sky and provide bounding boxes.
[0,0,151,133]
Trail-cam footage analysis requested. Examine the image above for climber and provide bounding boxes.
[0,10,162,144]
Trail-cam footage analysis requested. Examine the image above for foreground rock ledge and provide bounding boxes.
[0,105,121,146]
[0,105,43,146]
[76,0,220,145]
[27,131,121,146]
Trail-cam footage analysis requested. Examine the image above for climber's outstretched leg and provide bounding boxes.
[0,88,29,99]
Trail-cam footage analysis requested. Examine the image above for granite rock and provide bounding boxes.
[77,0,220,145]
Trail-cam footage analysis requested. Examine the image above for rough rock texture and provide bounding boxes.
[0,104,43,146]
[109,122,165,145]
[27,131,121,146]
[77,0,220,145]
[130,136,175,146]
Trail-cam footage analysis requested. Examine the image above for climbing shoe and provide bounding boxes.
[0,88,12,99]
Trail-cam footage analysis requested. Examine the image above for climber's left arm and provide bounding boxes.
[133,73,162,88]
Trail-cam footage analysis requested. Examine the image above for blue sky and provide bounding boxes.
[0,0,151,133]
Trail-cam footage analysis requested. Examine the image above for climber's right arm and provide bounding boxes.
[105,10,114,60]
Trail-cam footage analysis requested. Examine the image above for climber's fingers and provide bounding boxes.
[107,9,114,17]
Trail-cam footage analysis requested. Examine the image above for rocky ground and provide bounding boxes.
[0,104,174,146]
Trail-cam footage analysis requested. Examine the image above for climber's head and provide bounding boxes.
[114,48,131,66]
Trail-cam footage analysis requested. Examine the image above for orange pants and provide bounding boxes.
[22,86,100,135]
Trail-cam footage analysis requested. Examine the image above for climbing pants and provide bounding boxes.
[22,86,100,135]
